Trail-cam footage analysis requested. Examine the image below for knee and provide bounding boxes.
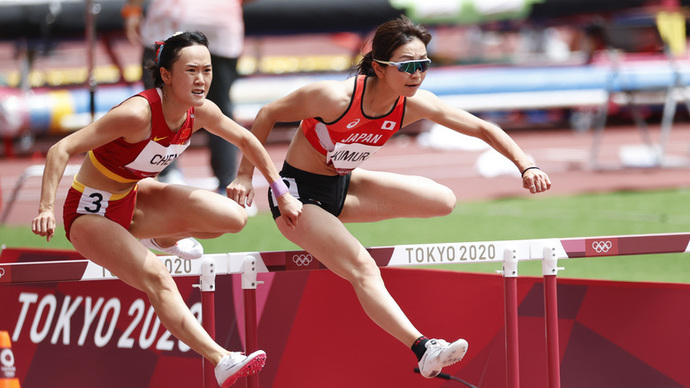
[224,210,248,233]
[433,186,457,216]
[142,264,177,298]
[209,206,248,234]
[347,260,383,290]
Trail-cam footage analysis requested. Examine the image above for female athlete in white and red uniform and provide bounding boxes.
[32,31,302,387]
[229,16,551,379]
[62,88,196,242]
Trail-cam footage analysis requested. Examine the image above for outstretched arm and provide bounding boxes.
[408,90,551,194]
[32,139,73,241]
[229,80,349,206]
[199,100,303,227]
[32,97,153,240]
[234,80,348,181]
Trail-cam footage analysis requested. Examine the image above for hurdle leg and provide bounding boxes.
[542,246,563,388]
[242,256,264,388]
[0,168,31,225]
[502,247,520,388]
[200,258,218,388]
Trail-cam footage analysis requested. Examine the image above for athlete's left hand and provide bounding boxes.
[522,168,551,194]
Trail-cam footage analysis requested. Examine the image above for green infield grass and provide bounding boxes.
[2,188,689,283]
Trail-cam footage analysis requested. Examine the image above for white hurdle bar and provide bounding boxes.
[2,232,690,388]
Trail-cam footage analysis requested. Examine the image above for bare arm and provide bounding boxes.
[197,100,303,226]
[226,80,349,209]
[407,90,551,193]
[235,80,350,180]
[32,98,152,240]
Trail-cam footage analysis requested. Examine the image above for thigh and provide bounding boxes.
[276,205,374,280]
[339,169,457,223]
[69,214,170,292]
[129,179,247,238]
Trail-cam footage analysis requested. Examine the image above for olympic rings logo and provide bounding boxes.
[292,253,314,267]
[591,240,613,253]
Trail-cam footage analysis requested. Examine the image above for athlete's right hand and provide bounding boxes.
[276,193,302,229]
[32,210,56,242]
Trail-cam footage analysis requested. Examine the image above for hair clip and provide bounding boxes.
[155,41,165,64]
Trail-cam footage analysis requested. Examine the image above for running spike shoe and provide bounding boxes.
[140,237,204,260]
[215,350,267,387]
[418,338,468,378]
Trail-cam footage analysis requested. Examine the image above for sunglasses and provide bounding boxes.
[373,58,432,74]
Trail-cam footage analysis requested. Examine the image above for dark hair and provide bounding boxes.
[357,15,432,76]
[145,31,210,88]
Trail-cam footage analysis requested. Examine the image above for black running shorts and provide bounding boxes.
[268,162,351,219]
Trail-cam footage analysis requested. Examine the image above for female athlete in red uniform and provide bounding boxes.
[229,16,551,379]
[31,31,302,387]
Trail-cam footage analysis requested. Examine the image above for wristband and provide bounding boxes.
[270,179,289,198]
[121,4,143,18]
[521,166,540,177]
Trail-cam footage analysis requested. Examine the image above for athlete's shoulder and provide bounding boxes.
[301,77,354,98]
[81,94,152,144]
[194,98,220,114]
[409,88,437,100]
[192,99,222,127]
[109,94,151,127]
[406,88,442,109]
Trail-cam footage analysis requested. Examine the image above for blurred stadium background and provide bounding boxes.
[2,0,690,221]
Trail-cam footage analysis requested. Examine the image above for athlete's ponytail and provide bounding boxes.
[357,52,376,77]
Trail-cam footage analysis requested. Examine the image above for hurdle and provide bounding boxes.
[0,164,80,225]
[1,232,689,388]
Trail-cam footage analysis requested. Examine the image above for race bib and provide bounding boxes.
[327,142,382,175]
[76,187,113,216]
[124,140,190,177]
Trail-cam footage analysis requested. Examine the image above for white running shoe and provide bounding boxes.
[215,350,267,387]
[418,338,468,378]
[140,237,204,260]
